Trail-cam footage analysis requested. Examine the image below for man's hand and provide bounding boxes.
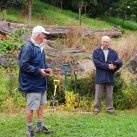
[109,64,116,70]
[45,68,52,75]
[40,68,52,77]
[40,69,49,77]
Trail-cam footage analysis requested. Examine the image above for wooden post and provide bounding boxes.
[79,7,82,25]
[60,0,63,12]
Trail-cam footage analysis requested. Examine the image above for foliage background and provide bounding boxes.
[0,0,137,112]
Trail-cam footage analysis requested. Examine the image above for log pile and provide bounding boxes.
[0,21,122,39]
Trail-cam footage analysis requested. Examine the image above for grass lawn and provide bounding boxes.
[0,109,137,137]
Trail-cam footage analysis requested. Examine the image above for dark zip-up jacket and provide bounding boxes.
[18,40,48,93]
[93,47,122,85]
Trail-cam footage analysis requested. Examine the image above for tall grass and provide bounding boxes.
[63,25,137,63]
[111,34,137,62]
[63,25,137,66]
[64,25,100,51]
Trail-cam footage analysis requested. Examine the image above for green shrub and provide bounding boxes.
[64,91,93,112]
[1,64,137,112]
[0,29,26,53]
[67,71,95,97]
[0,67,25,111]
[0,68,9,105]
[113,72,125,109]
[65,91,79,111]
[47,75,55,98]
[113,72,137,110]
[78,96,94,112]
[123,80,137,109]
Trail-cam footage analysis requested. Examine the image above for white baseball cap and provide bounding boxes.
[32,25,49,34]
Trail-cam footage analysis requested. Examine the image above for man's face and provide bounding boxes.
[101,37,110,49]
[38,33,46,44]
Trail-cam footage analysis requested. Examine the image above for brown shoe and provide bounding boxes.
[26,130,35,137]
[107,111,117,116]
[36,126,53,134]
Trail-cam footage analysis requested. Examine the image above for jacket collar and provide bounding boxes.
[99,47,113,62]
[101,46,109,50]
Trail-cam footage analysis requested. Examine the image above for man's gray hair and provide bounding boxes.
[101,36,111,41]
[31,32,41,39]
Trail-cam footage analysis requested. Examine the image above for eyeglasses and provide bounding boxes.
[41,33,47,39]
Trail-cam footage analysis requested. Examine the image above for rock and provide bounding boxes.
[45,47,86,56]
[126,54,137,74]
[0,54,9,67]
[78,59,95,73]
[0,21,13,34]
[45,52,94,74]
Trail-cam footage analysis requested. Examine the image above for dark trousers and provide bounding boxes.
[94,84,114,112]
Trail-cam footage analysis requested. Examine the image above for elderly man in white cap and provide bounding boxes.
[18,26,53,137]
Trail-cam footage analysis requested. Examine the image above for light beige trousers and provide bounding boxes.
[94,84,114,112]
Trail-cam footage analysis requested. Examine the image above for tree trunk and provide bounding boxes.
[2,9,7,22]
[84,5,87,15]
[60,0,62,12]
[28,0,32,23]
[79,7,82,25]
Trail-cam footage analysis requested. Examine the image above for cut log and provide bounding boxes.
[0,21,122,39]
[45,47,86,55]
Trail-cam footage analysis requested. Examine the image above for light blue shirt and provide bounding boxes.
[101,46,109,62]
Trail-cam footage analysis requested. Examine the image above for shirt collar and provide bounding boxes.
[101,46,109,50]
[31,37,40,47]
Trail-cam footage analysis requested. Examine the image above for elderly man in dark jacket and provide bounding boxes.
[93,35,122,115]
[18,26,53,137]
